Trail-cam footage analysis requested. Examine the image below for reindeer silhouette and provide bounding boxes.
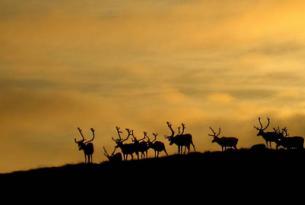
[147,132,168,158]
[131,130,149,159]
[274,127,304,150]
[74,127,95,164]
[103,146,122,162]
[112,127,138,160]
[209,127,238,151]
[165,122,196,154]
[254,117,281,148]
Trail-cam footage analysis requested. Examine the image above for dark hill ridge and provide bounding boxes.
[1,149,305,203]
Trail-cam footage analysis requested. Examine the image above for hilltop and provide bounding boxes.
[1,149,305,203]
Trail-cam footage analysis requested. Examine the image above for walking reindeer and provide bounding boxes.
[74,127,95,164]
[209,127,238,151]
[166,122,196,154]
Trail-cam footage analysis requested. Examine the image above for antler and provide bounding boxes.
[139,132,147,142]
[166,121,175,137]
[254,117,262,130]
[116,126,123,140]
[130,129,138,142]
[264,118,271,130]
[122,128,132,142]
[75,127,85,143]
[85,128,95,143]
[152,133,158,142]
[181,123,185,134]
[209,127,221,137]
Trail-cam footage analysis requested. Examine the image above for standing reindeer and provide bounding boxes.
[147,132,168,158]
[74,127,95,164]
[254,117,281,148]
[112,127,138,160]
[131,130,149,159]
[209,127,238,151]
[166,122,196,154]
[275,128,304,150]
[103,146,122,162]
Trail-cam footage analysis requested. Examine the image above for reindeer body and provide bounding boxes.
[212,136,238,151]
[276,136,304,150]
[152,141,168,157]
[137,141,149,159]
[116,142,137,160]
[168,134,195,154]
[258,131,280,148]
[148,141,168,158]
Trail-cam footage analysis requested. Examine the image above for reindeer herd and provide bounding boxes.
[74,118,305,163]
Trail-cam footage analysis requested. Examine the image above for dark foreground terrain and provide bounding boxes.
[1,149,305,203]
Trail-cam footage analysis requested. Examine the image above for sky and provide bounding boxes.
[1,0,305,173]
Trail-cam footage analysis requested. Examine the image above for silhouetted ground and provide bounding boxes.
[1,149,305,203]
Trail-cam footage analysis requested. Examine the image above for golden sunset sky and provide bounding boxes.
[1,0,305,172]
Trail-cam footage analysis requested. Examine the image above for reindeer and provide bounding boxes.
[254,117,281,148]
[74,127,95,164]
[112,127,137,160]
[275,128,304,150]
[209,127,238,151]
[147,133,168,158]
[165,122,196,154]
[103,146,122,162]
[131,130,149,159]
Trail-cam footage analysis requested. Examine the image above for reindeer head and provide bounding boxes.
[209,127,221,143]
[254,117,270,136]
